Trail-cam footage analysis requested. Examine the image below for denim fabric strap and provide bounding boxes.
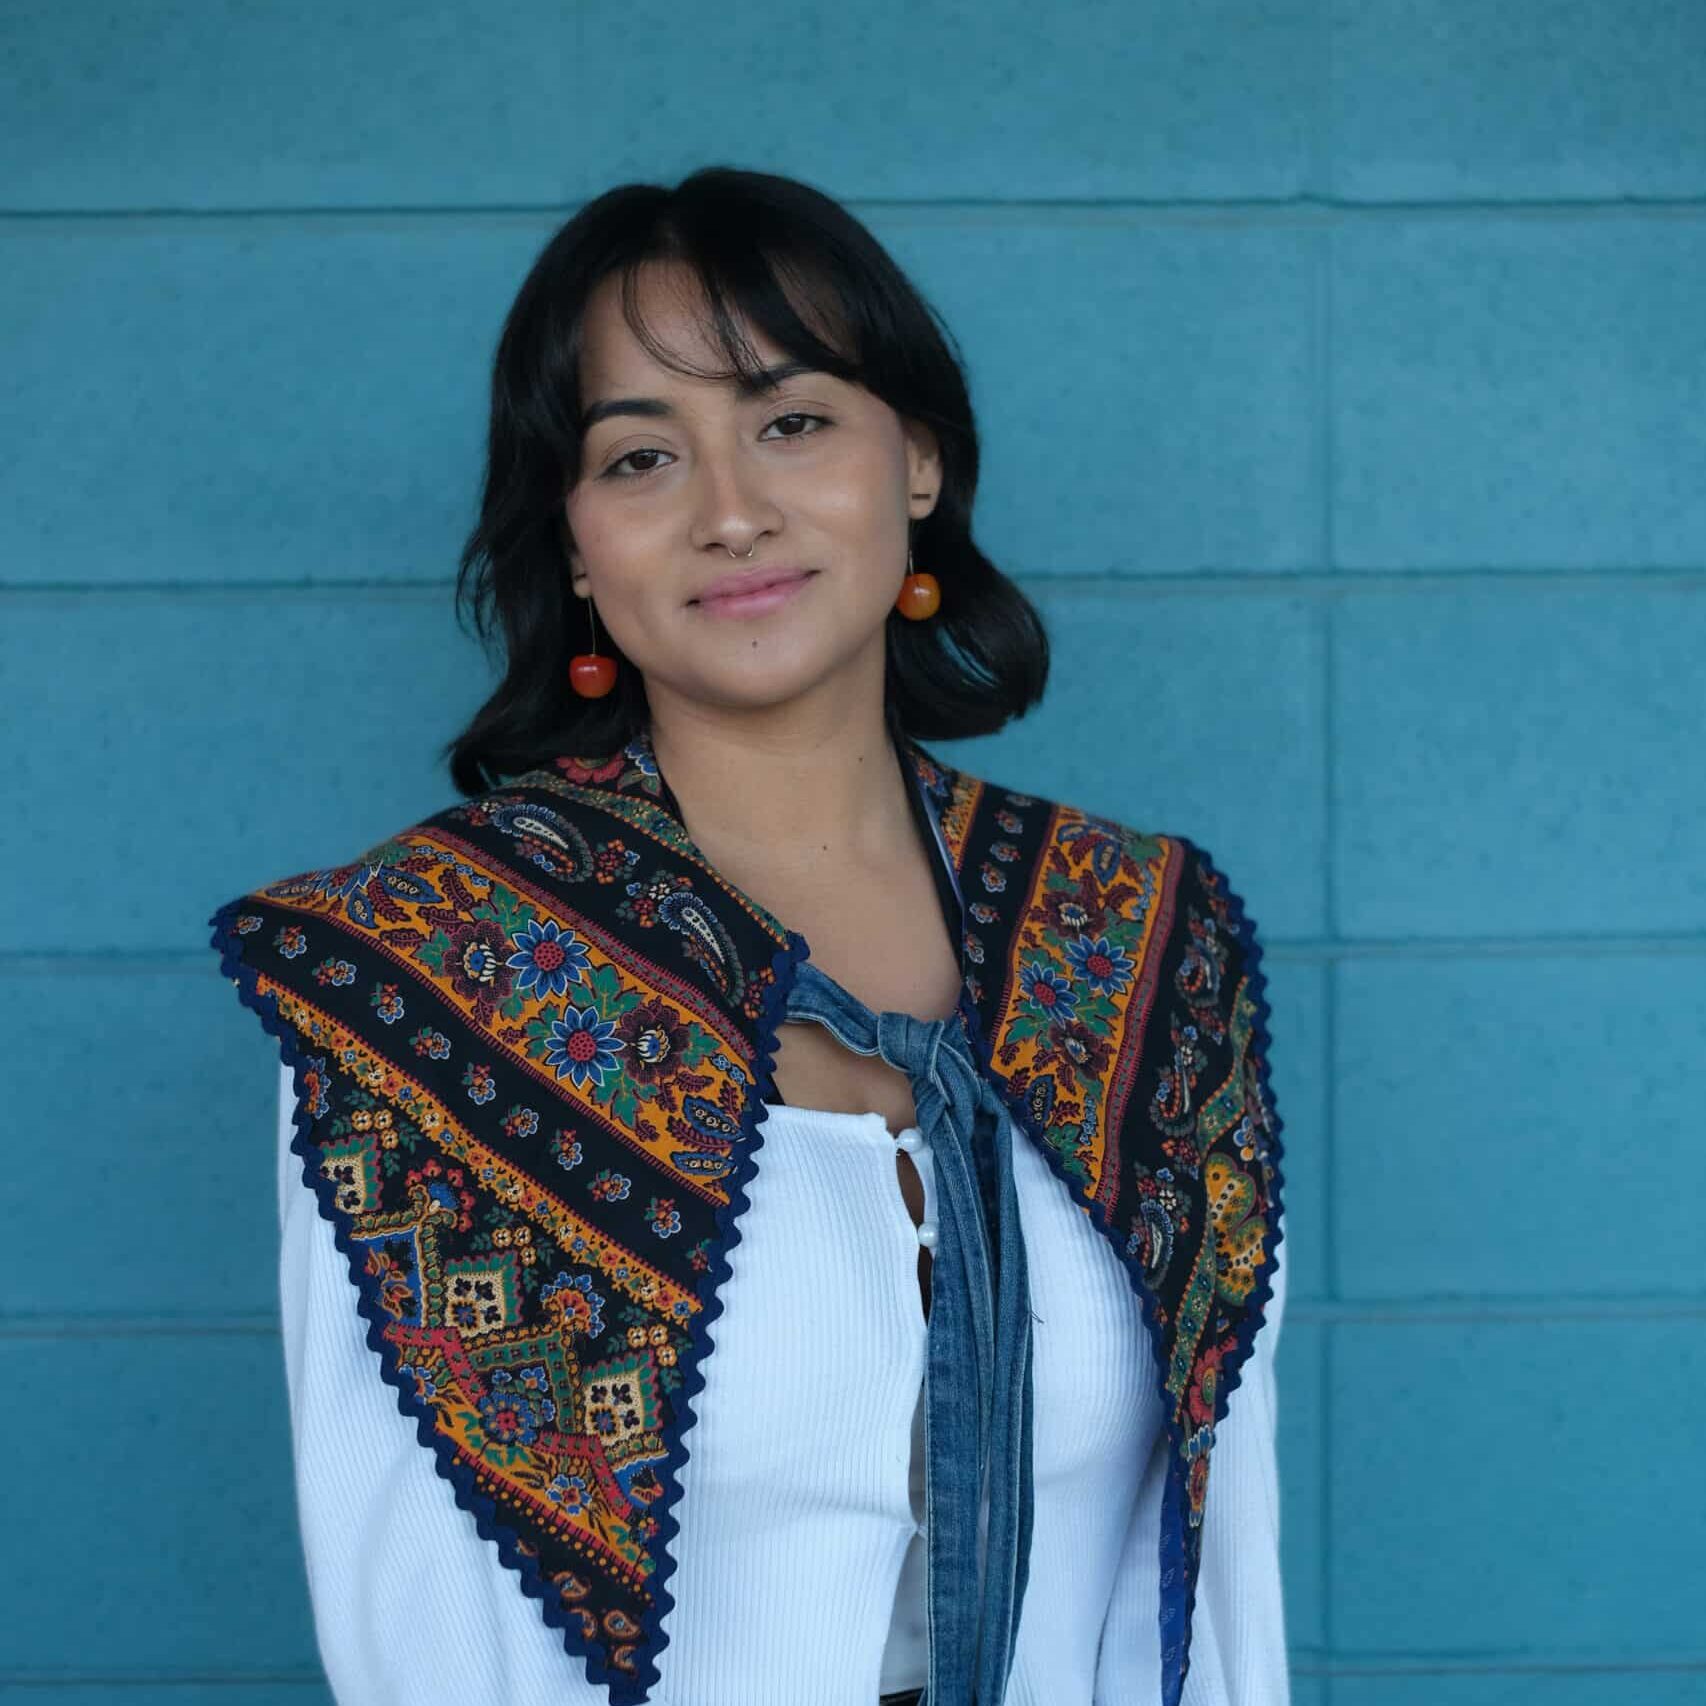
[781,957,1036,1706]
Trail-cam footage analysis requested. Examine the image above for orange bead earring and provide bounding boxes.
[568,594,617,698]
[894,545,940,621]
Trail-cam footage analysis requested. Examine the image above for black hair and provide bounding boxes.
[442,164,1049,796]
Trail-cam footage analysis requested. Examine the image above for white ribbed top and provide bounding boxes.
[276,1062,1290,1705]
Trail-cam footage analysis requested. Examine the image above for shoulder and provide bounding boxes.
[212,762,644,923]
[943,759,1276,1055]
[932,748,1270,996]
[935,750,1249,924]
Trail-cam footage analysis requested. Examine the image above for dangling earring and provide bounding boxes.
[568,595,617,698]
[894,544,940,621]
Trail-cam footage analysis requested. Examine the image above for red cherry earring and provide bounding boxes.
[568,594,616,698]
[894,545,940,620]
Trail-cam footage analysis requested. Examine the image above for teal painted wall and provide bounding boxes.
[4,4,1704,1702]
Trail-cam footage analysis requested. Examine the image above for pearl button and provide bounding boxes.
[917,1222,939,1249]
[896,1130,923,1154]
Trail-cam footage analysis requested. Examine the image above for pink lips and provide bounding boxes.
[691,568,816,619]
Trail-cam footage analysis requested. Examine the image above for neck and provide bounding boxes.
[644,684,916,880]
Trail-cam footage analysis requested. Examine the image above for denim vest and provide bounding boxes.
[781,955,1037,1706]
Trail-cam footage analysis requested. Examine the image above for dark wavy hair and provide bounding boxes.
[443,164,1049,796]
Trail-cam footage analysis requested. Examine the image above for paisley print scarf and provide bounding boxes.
[207,726,1286,1706]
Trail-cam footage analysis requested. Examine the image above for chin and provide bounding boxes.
[674,649,851,713]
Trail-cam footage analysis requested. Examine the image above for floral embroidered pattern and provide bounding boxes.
[210,727,1284,1706]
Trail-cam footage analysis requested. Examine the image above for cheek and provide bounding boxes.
[565,486,619,563]
[567,496,661,603]
[810,441,903,521]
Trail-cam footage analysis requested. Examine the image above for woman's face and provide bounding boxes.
[563,261,940,725]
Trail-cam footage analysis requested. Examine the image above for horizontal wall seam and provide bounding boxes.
[8,1295,1703,1337]
[3,196,1706,232]
[1294,1655,1706,1677]
[9,934,1706,973]
[0,1671,327,1687]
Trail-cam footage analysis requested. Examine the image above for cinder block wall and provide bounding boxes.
[4,6,1703,1703]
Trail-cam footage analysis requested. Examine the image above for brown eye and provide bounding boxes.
[598,412,832,481]
[600,446,672,480]
[762,412,832,440]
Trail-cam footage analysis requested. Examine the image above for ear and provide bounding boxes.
[562,507,592,597]
[903,417,943,521]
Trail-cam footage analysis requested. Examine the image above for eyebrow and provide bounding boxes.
[579,360,826,433]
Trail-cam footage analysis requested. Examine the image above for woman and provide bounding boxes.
[220,165,1290,1705]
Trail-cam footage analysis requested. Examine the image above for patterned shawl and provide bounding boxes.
[207,725,1286,1706]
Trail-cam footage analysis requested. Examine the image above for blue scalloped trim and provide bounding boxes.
[636,923,809,1691]
[916,750,1175,1698]
[953,922,1198,1706]
[950,825,1286,1706]
[209,894,671,1705]
[1168,834,1289,1701]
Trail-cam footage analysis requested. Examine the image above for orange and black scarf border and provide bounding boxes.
[208,729,1285,1705]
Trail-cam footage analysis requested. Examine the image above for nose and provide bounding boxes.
[688,436,785,558]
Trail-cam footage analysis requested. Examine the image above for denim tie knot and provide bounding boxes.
[872,1007,981,1141]
[875,1007,953,1080]
[779,958,1036,1705]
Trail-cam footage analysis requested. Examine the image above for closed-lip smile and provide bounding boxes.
[691,565,816,604]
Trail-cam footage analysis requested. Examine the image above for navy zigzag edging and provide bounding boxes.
[952,817,1287,1706]
[955,924,1191,1706]
[950,815,1194,1706]
[210,893,674,1705]
[636,923,809,1698]
[1169,834,1290,1704]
